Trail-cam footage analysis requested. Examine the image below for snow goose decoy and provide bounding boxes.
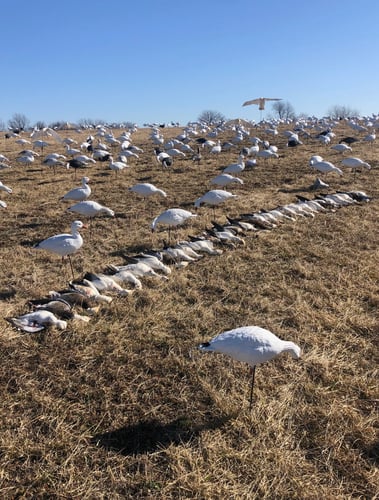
[60,177,91,202]
[309,160,343,176]
[34,220,86,279]
[151,208,197,242]
[210,173,244,189]
[82,272,133,296]
[331,144,352,154]
[0,181,12,194]
[341,157,371,176]
[199,325,301,409]
[223,155,245,174]
[8,310,67,333]
[67,201,114,235]
[129,183,167,199]
[194,189,238,218]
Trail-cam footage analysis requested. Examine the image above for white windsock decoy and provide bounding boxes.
[34,220,86,279]
[8,310,67,333]
[309,160,343,176]
[210,173,244,188]
[151,208,197,241]
[0,181,12,194]
[194,189,238,210]
[341,157,371,172]
[60,177,91,202]
[129,183,167,199]
[198,325,301,409]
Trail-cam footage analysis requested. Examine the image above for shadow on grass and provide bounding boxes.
[0,288,16,300]
[91,415,231,456]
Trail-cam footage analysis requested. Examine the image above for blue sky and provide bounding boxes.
[1,0,378,127]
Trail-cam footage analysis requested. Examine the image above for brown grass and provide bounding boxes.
[0,121,378,498]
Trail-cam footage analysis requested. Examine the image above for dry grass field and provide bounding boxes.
[0,119,377,498]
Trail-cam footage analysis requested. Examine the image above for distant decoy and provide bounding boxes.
[331,144,352,154]
[341,157,371,175]
[67,201,114,219]
[194,190,238,217]
[199,325,301,409]
[129,183,167,199]
[60,177,91,202]
[339,137,359,145]
[310,160,343,176]
[151,208,197,241]
[210,174,244,189]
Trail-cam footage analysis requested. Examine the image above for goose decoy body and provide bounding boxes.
[199,325,301,409]
[60,177,91,202]
[8,310,68,333]
[129,183,167,198]
[194,190,238,209]
[34,220,86,279]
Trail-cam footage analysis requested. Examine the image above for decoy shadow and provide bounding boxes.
[91,414,230,456]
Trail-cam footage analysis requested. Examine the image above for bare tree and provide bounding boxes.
[271,101,296,120]
[198,110,226,126]
[34,120,46,130]
[8,113,30,131]
[327,105,359,119]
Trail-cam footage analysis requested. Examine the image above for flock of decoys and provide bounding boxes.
[1,116,376,407]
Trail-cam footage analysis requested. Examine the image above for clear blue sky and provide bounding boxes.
[1,0,378,127]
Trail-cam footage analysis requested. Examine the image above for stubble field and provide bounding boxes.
[0,119,377,498]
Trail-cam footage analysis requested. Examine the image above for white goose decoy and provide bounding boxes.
[341,157,371,173]
[223,154,245,174]
[210,173,244,189]
[109,156,128,175]
[151,208,197,241]
[8,310,67,333]
[210,140,222,154]
[194,189,238,213]
[129,183,167,199]
[67,201,115,219]
[0,200,7,208]
[82,272,133,296]
[34,220,86,279]
[60,177,91,202]
[310,160,343,176]
[331,144,352,154]
[0,181,12,194]
[199,325,301,409]
[309,155,323,166]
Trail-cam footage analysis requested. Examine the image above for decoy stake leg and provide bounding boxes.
[249,366,256,411]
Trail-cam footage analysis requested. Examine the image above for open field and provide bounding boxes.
[0,120,378,498]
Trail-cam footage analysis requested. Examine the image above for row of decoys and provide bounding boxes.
[7,189,371,335]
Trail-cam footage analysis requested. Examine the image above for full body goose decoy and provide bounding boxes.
[67,201,114,234]
[34,220,86,279]
[60,177,91,202]
[309,160,343,176]
[129,183,167,199]
[210,173,244,189]
[199,325,301,409]
[341,157,371,176]
[151,208,197,242]
[194,190,238,218]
